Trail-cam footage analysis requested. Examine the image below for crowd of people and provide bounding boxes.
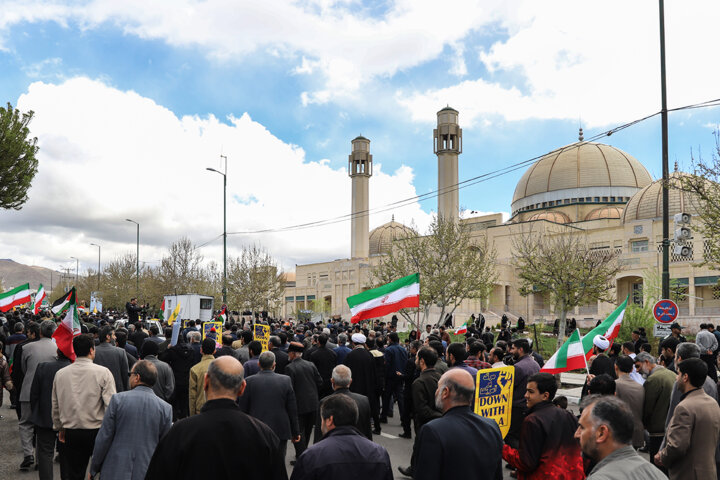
[1,302,720,480]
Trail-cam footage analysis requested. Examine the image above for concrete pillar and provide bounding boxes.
[434,107,462,223]
[349,136,372,258]
[689,275,696,316]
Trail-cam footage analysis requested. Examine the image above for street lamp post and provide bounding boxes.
[90,243,101,291]
[126,219,140,296]
[70,257,79,284]
[206,155,228,305]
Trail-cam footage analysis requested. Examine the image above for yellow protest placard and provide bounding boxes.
[202,321,223,345]
[474,366,514,438]
[253,324,271,352]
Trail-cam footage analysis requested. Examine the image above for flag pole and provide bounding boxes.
[580,332,591,375]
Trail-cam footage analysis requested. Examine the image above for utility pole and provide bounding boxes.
[206,155,228,305]
[70,257,79,284]
[126,219,140,297]
[90,243,101,291]
[659,0,670,300]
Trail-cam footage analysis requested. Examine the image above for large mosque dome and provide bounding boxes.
[511,141,653,218]
[622,172,701,223]
[369,219,416,256]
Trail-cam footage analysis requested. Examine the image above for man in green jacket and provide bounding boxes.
[635,351,675,470]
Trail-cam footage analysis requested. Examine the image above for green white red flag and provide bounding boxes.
[454,321,468,335]
[33,284,47,315]
[541,328,587,374]
[51,288,75,315]
[52,287,81,361]
[347,273,419,324]
[540,297,628,374]
[0,283,32,312]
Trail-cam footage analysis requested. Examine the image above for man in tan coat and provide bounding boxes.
[613,356,645,449]
[189,338,215,415]
[656,357,720,480]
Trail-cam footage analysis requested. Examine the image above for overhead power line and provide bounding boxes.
[192,98,720,243]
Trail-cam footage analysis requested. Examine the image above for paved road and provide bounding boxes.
[1,401,520,479]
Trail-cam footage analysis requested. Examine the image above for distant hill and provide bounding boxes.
[0,259,63,294]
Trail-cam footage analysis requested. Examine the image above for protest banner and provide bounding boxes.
[253,324,271,352]
[202,321,223,345]
[474,366,514,438]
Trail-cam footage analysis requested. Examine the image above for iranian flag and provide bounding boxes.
[218,305,227,322]
[0,283,32,312]
[541,328,587,374]
[580,296,629,357]
[52,288,81,361]
[51,288,74,315]
[347,273,419,324]
[455,321,468,335]
[33,284,47,315]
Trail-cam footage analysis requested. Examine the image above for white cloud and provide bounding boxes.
[399,0,720,128]
[0,0,506,103]
[1,77,432,271]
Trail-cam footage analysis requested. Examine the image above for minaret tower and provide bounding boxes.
[434,106,462,222]
[349,136,372,258]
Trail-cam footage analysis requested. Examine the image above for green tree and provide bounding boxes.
[0,102,39,209]
[371,216,497,330]
[513,228,622,350]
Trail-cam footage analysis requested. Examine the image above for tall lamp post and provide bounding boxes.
[69,257,79,284]
[126,219,140,297]
[90,243,101,291]
[206,155,228,305]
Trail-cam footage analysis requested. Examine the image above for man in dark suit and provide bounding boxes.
[398,346,442,477]
[125,298,143,324]
[414,369,503,480]
[286,342,322,461]
[312,364,372,441]
[239,351,300,460]
[270,336,289,374]
[310,333,337,398]
[343,333,380,434]
[145,356,287,480]
[29,347,72,479]
[291,395,393,480]
[93,325,129,393]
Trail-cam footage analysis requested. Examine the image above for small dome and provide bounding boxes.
[622,172,702,223]
[369,220,416,256]
[512,142,652,214]
[585,206,624,221]
[527,211,571,224]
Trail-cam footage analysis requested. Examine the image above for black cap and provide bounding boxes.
[670,322,683,330]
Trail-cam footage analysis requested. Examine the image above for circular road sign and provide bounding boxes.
[653,299,679,324]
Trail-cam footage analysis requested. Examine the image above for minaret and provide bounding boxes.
[434,107,462,222]
[349,136,372,258]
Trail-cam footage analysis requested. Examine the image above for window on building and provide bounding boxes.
[610,196,616,202]
[594,197,600,202]
[602,196,608,202]
[631,240,649,253]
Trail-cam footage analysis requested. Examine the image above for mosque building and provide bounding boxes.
[282,108,720,329]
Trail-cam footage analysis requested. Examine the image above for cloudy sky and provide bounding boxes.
[1,0,719,280]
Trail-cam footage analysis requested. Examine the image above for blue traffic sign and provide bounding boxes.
[653,299,679,324]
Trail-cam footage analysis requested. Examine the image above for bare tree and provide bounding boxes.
[227,245,284,315]
[101,253,140,309]
[679,130,720,267]
[513,228,622,350]
[371,216,497,329]
[157,237,207,295]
